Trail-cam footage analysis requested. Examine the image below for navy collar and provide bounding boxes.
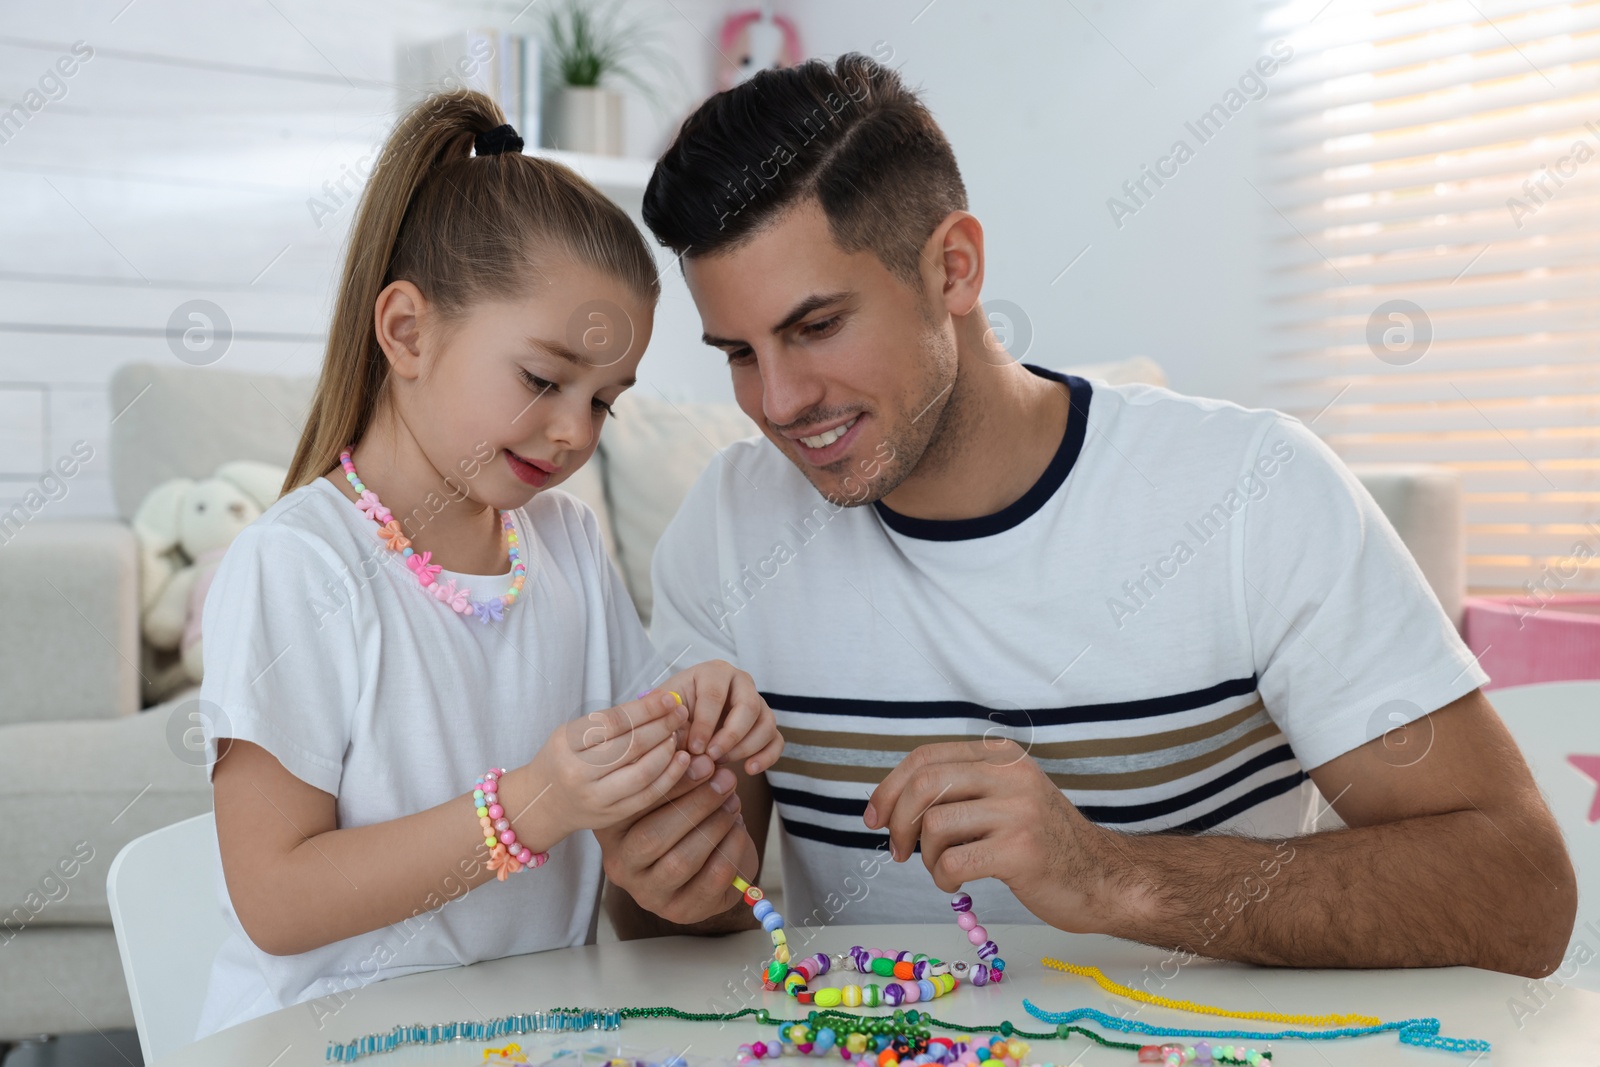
[871,365,1092,542]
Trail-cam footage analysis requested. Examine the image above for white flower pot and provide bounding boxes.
[552,86,624,156]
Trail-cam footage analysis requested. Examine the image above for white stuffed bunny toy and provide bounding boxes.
[133,460,286,699]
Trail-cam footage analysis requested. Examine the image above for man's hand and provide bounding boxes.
[864,738,1116,933]
[595,764,760,928]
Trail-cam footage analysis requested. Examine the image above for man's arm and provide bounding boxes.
[868,688,1577,978]
[600,767,773,939]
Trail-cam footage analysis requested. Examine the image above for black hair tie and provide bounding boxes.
[475,123,524,156]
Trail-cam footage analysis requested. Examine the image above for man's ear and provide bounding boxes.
[927,210,984,319]
[373,280,429,381]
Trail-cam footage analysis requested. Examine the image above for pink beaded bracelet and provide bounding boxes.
[474,768,549,880]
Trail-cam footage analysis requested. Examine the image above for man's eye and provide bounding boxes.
[726,350,755,365]
[802,317,839,337]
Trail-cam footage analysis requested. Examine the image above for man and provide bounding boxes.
[593,53,1576,978]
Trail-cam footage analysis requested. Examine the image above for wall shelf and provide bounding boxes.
[529,148,654,199]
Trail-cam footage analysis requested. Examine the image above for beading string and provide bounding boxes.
[1022,1000,1490,1055]
[1039,957,1378,1027]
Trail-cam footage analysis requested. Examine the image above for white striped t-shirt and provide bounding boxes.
[649,368,1487,929]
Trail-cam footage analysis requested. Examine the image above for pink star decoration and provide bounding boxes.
[1568,754,1600,823]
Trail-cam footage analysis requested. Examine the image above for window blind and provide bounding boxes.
[1260,0,1600,593]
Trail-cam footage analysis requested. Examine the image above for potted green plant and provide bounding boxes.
[541,0,673,156]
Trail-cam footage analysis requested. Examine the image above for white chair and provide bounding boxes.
[1489,681,1600,991]
[106,812,230,1064]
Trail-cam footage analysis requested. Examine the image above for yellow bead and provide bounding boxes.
[981,1060,1003,1067]
[476,806,489,817]
[733,876,751,892]
[789,1025,807,1042]
[846,1034,869,1055]
[813,987,842,1008]
[771,928,787,946]
[773,944,790,963]
[842,984,861,1007]
[1006,1042,1026,1059]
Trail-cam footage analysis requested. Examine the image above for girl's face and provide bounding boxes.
[388,262,653,512]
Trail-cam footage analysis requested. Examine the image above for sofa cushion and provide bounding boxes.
[0,926,133,1040]
[597,391,759,626]
[110,363,315,522]
[0,697,212,928]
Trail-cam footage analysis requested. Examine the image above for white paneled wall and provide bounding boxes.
[0,0,728,521]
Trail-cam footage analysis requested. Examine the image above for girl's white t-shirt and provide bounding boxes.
[194,477,665,1038]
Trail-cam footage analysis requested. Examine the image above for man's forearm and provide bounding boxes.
[1089,808,1575,978]
[604,881,758,940]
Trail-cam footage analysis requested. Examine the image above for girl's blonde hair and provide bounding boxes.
[283,89,660,493]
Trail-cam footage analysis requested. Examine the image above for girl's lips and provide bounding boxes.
[505,450,555,487]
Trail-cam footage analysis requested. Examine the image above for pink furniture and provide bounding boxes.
[1463,594,1600,690]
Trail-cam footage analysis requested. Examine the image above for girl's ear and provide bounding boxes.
[373,280,429,382]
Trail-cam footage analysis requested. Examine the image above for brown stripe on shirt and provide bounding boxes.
[772,715,1286,792]
[775,697,1267,761]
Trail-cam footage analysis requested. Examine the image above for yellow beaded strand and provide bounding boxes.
[1039,957,1380,1027]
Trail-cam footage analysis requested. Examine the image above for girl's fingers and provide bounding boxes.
[629,741,696,812]
[599,735,687,809]
[583,695,687,771]
[705,697,757,764]
[683,667,730,758]
[742,733,785,777]
[574,691,683,753]
[719,710,778,765]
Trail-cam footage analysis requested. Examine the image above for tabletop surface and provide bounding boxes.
[154,923,1600,1067]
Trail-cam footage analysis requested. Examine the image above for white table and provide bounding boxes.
[154,924,1600,1066]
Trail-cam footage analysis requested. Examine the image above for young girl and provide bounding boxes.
[194,90,780,1036]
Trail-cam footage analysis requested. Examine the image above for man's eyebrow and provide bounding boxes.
[701,289,853,348]
[523,335,636,388]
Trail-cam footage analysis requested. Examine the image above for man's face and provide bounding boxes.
[683,199,958,506]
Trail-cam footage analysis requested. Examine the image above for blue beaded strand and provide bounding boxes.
[326,1008,622,1062]
[1022,999,1489,1055]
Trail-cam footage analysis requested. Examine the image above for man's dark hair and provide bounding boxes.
[642,53,968,291]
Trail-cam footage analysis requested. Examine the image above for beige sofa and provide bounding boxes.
[0,358,1464,1041]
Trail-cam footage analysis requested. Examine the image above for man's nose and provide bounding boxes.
[760,354,826,429]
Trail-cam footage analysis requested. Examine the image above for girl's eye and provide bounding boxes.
[521,369,616,417]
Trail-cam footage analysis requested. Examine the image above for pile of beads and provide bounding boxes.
[735,878,1004,1007]
[1136,1041,1268,1065]
[740,1016,992,1067]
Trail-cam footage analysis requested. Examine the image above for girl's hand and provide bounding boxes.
[520,690,694,843]
[666,660,784,779]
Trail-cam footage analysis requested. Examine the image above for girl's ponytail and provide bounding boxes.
[282,90,658,494]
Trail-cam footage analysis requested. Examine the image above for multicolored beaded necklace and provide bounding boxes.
[338,449,527,623]
[734,877,1005,1009]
